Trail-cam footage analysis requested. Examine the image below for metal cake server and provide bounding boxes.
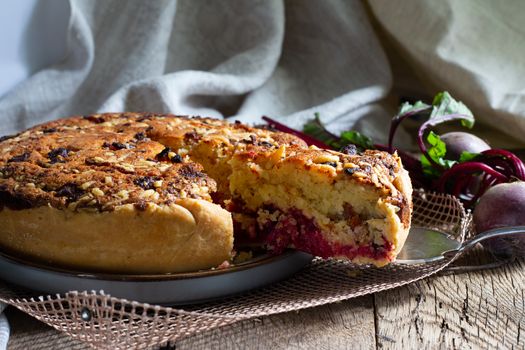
[396,226,525,264]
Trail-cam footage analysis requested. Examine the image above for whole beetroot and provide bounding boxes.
[473,181,525,257]
[440,132,490,160]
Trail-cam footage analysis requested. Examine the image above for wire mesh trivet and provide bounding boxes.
[0,190,470,349]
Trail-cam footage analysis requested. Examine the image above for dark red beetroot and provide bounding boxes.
[473,181,525,257]
[440,132,490,160]
[263,209,392,261]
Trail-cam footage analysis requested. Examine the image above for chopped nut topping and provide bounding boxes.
[116,190,129,200]
[116,163,135,173]
[91,187,105,197]
[158,164,171,172]
[87,156,109,165]
[353,171,367,178]
[80,181,95,190]
[140,189,156,198]
[313,154,339,164]
[371,174,380,186]
[135,160,157,168]
[153,180,163,188]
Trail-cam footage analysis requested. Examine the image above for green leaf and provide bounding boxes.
[420,131,456,178]
[426,131,446,159]
[303,113,340,147]
[430,91,474,128]
[303,113,374,151]
[340,130,374,150]
[420,154,441,177]
[398,100,431,116]
[458,151,479,163]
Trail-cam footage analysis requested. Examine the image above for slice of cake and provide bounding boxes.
[0,113,412,273]
[228,146,412,266]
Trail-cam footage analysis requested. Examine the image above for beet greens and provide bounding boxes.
[387,92,525,207]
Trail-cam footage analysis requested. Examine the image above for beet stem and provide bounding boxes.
[437,162,508,193]
[482,149,525,180]
[388,106,431,153]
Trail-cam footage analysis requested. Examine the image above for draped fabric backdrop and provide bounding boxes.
[1,0,525,347]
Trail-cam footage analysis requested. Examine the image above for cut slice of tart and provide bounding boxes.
[228,145,412,266]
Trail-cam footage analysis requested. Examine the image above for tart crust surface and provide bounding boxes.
[0,113,412,272]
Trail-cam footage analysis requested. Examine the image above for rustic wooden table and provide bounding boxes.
[6,255,524,349]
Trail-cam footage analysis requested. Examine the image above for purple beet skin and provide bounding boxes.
[440,132,490,160]
[473,181,525,257]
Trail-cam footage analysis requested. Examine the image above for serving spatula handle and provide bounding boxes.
[443,225,525,259]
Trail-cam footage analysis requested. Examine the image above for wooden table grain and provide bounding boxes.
[6,257,525,349]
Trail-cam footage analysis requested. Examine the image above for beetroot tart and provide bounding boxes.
[0,113,412,273]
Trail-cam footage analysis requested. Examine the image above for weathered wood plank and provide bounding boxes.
[374,259,525,349]
[174,296,376,350]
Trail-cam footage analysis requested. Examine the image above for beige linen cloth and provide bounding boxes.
[4,0,525,147]
[0,0,524,347]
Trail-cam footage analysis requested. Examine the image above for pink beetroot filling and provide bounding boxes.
[263,209,393,261]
